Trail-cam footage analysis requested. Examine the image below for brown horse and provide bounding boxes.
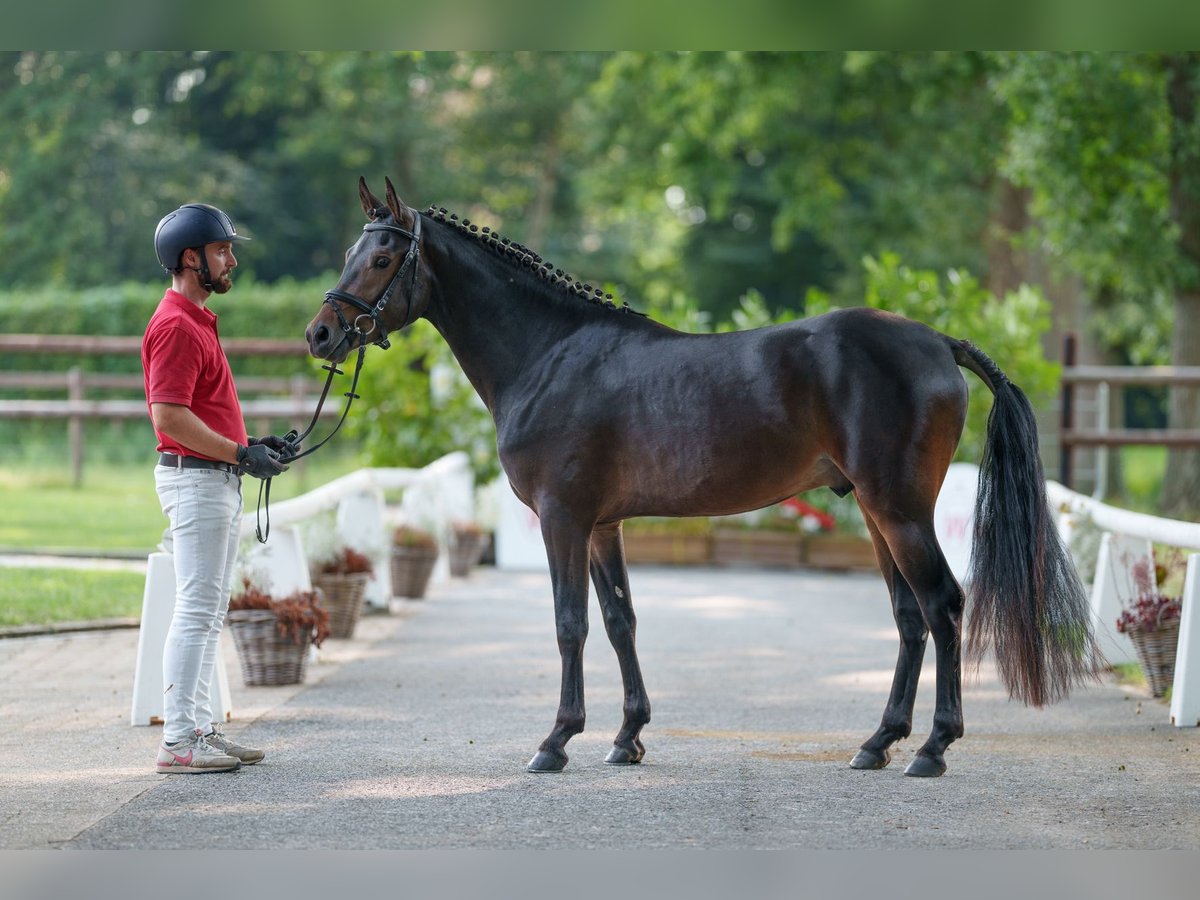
[306,177,1100,777]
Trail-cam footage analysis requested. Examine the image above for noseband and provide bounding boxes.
[323,213,422,351]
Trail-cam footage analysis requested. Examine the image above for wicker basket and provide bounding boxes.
[311,571,370,639]
[226,609,312,686]
[1127,620,1181,698]
[450,531,490,577]
[390,545,439,599]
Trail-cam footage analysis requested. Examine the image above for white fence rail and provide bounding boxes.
[1047,481,1200,728]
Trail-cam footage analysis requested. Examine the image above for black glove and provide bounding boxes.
[248,433,301,458]
[236,443,289,479]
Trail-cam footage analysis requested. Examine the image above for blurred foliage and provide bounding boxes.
[4,51,1197,498]
[0,49,1187,364]
[348,320,500,484]
[806,253,1060,462]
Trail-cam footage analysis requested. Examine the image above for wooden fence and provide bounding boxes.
[0,334,334,485]
[1059,333,1200,490]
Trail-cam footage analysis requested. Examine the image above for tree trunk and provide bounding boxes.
[1162,54,1200,517]
[984,178,1030,299]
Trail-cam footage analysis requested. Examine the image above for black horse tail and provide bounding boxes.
[951,339,1102,707]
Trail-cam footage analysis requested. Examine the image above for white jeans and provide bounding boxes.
[155,466,243,743]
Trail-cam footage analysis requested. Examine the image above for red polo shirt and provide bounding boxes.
[142,289,247,458]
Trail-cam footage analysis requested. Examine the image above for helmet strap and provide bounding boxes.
[181,246,215,293]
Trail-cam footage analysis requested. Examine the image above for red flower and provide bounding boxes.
[781,497,837,532]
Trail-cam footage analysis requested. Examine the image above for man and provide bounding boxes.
[143,203,294,774]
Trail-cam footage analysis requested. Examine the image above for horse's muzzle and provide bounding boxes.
[306,320,350,362]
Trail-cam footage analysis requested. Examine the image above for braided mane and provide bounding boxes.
[424,205,646,317]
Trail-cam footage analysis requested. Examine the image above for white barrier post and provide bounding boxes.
[336,488,391,609]
[399,452,475,584]
[242,525,312,594]
[1089,533,1151,667]
[1170,553,1200,728]
[933,462,978,583]
[495,478,548,572]
[130,551,233,727]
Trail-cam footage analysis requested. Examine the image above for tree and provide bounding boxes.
[579,52,1007,320]
[996,52,1200,515]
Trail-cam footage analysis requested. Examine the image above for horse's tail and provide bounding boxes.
[951,338,1102,706]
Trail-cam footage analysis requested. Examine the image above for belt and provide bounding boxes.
[158,452,240,475]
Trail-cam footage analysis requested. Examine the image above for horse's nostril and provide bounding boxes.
[314,324,330,347]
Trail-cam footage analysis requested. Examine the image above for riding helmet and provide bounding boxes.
[154,203,250,273]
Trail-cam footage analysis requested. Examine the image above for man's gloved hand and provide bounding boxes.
[248,433,301,458]
[236,443,289,479]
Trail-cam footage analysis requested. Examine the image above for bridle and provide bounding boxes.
[252,211,422,543]
[322,212,422,352]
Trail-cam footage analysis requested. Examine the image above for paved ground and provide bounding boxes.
[1,565,1197,850]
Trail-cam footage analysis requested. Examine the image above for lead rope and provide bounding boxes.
[253,344,368,543]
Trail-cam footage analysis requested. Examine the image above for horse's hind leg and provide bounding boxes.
[850,508,929,771]
[589,523,651,764]
[866,509,965,777]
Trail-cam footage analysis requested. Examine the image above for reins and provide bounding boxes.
[252,344,367,543]
[252,211,421,543]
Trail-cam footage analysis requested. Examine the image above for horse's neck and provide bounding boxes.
[422,241,588,413]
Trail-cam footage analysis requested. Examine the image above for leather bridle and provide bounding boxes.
[322,212,422,352]
[252,211,422,544]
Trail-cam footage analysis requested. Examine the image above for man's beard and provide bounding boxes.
[210,272,234,294]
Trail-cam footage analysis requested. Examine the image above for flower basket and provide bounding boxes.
[311,571,370,639]
[1126,620,1181,698]
[227,609,313,686]
[449,524,490,577]
[226,581,330,687]
[391,525,439,599]
[310,547,374,639]
[1113,549,1185,698]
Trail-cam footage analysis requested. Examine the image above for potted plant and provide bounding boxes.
[310,546,375,639]
[449,521,490,577]
[1115,550,1185,698]
[391,524,439,599]
[226,577,331,686]
[623,517,713,565]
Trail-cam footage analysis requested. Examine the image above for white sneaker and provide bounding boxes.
[204,725,265,765]
[156,728,241,774]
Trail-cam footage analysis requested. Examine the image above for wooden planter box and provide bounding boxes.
[802,533,878,571]
[711,529,802,568]
[623,531,712,565]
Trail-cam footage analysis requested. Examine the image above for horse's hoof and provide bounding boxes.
[849,748,891,770]
[903,753,946,777]
[526,749,568,773]
[604,744,643,765]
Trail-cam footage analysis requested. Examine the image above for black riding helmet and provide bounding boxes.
[154,203,250,290]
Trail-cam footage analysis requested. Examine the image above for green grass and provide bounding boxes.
[0,452,364,553]
[1116,445,1167,512]
[0,567,147,626]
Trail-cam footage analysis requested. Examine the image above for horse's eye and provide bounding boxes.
[374,256,390,269]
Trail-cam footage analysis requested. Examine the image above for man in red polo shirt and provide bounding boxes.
[143,203,294,774]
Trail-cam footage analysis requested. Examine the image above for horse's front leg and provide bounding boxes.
[589,523,650,765]
[527,505,593,773]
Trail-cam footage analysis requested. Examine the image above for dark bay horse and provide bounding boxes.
[306,177,1100,778]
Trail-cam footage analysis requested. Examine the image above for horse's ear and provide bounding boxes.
[359,176,385,220]
[384,177,409,225]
